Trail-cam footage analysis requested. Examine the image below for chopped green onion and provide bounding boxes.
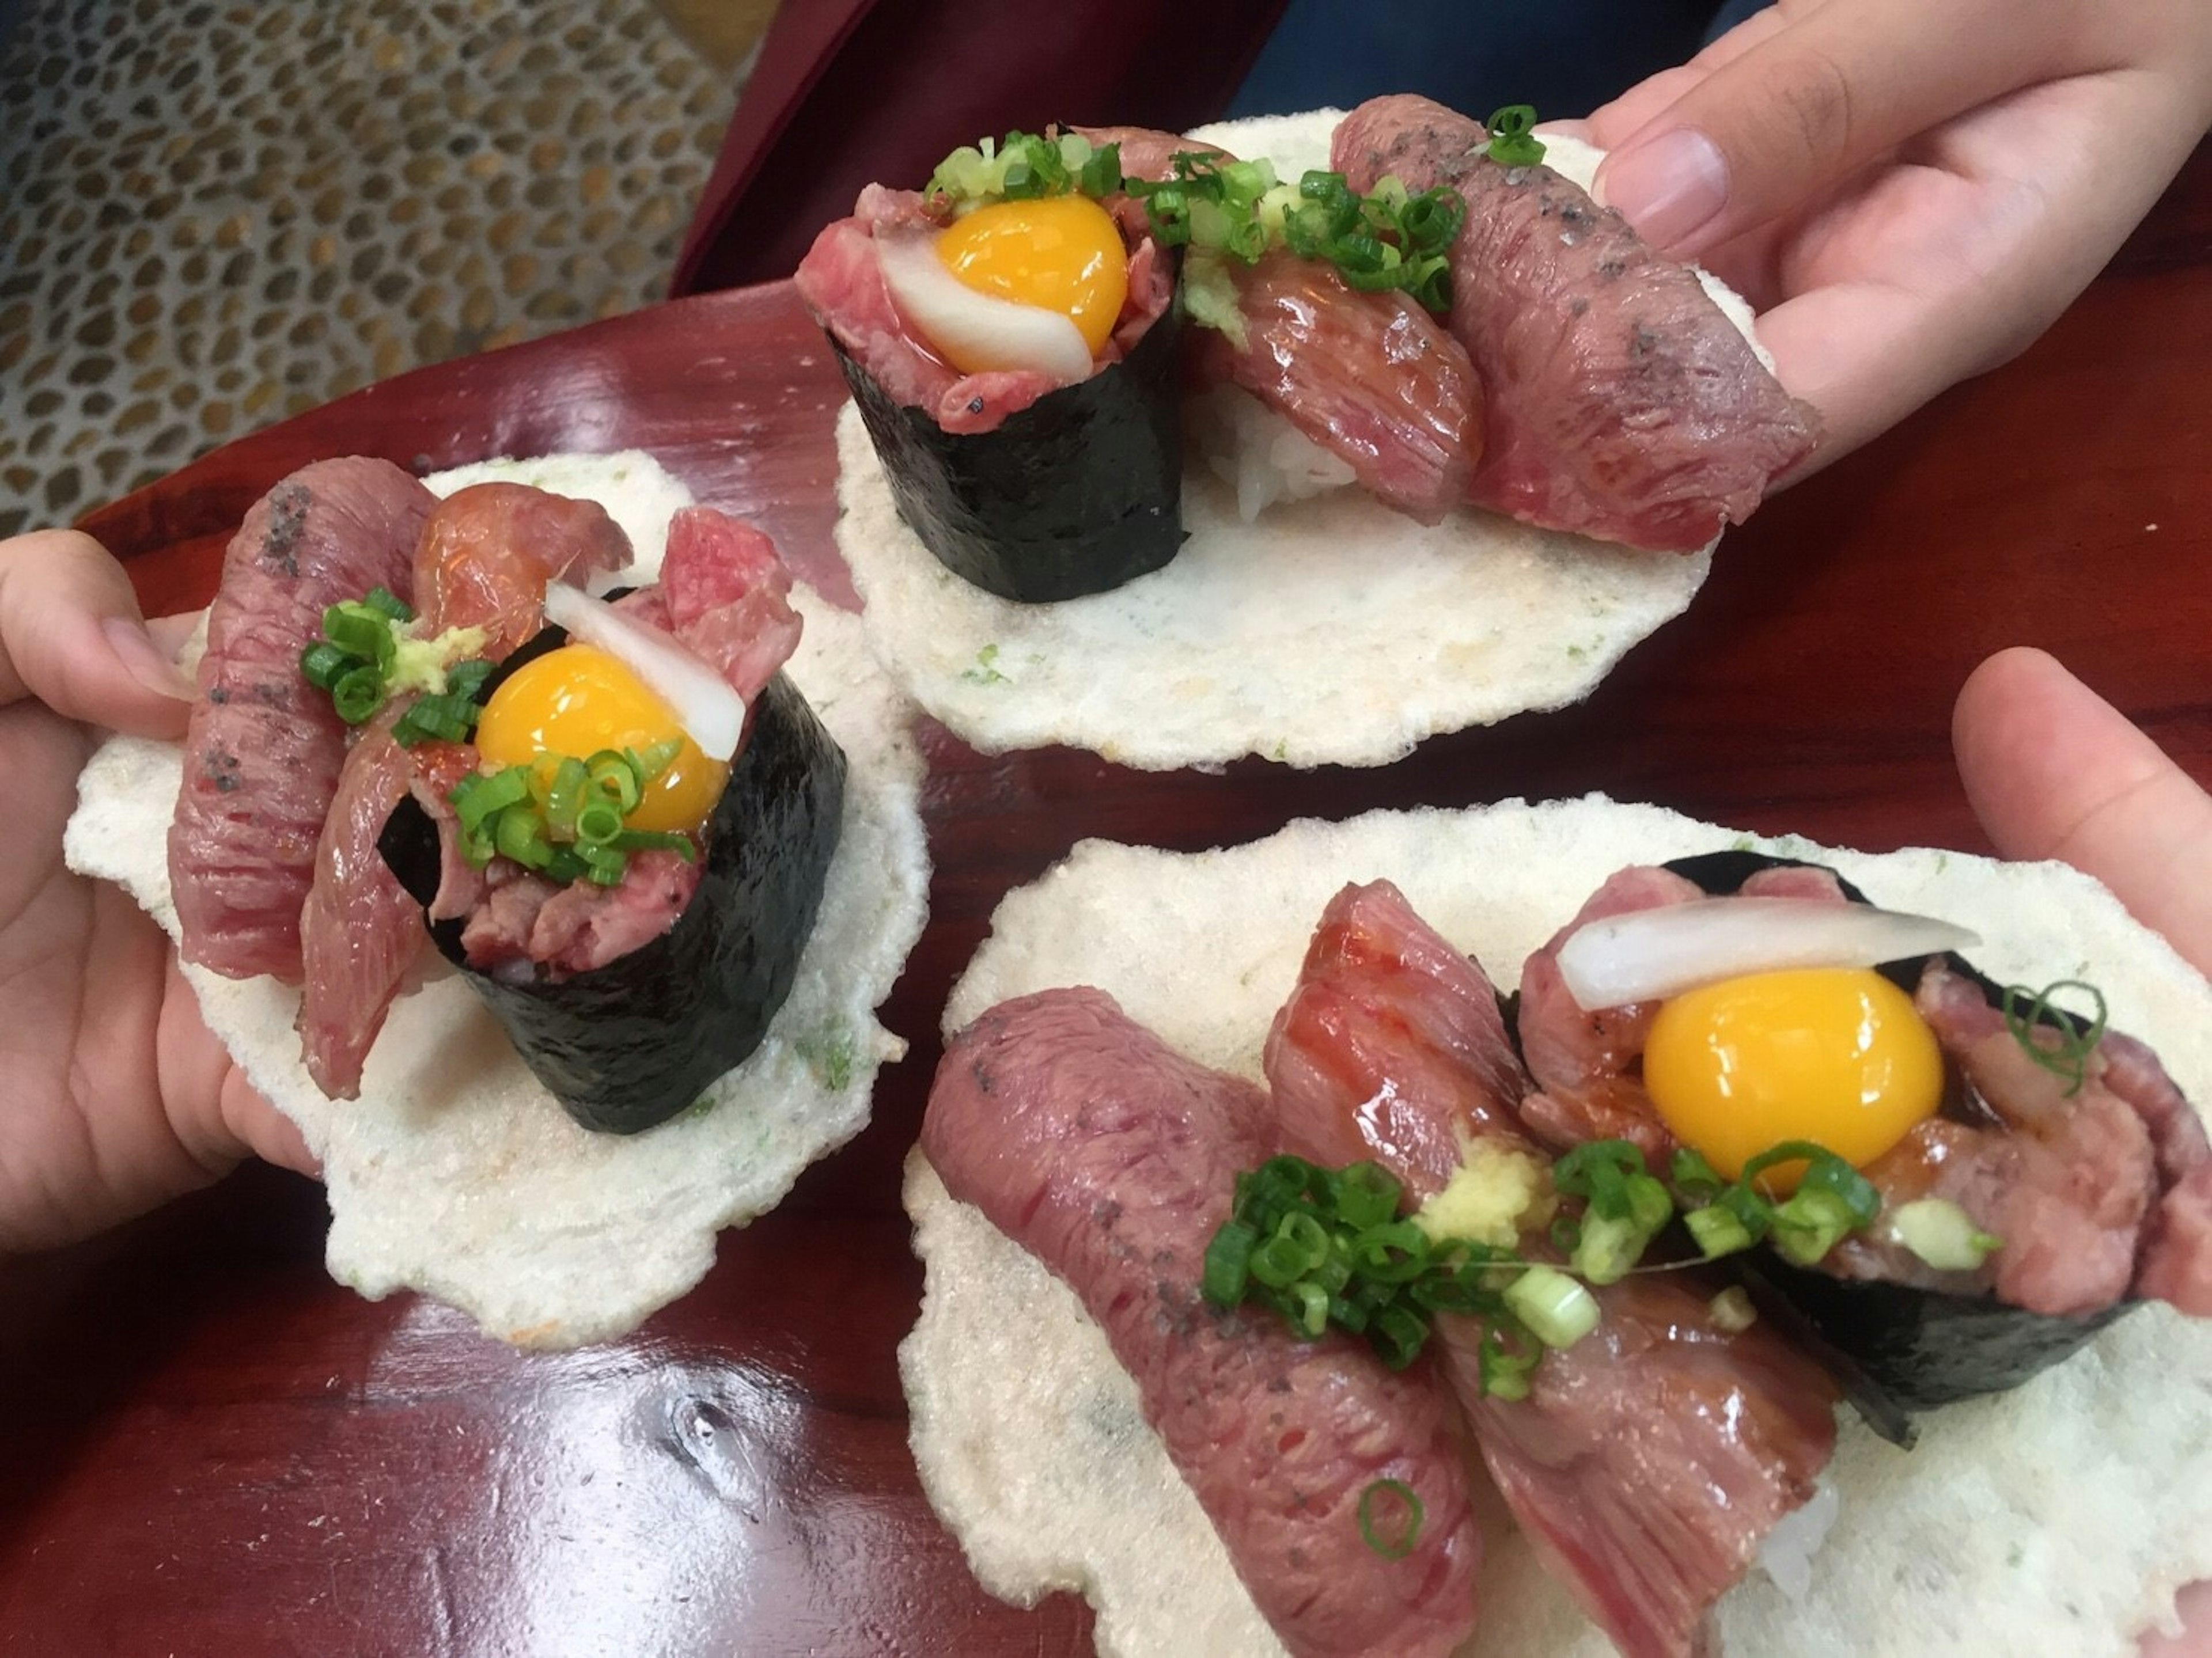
[359,585,414,624]
[1570,1212,1653,1285]
[494,807,553,870]
[1357,1479,1425,1561]
[445,658,495,700]
[1503,1265,1600,1349]
[1887,1198,2005,1272]
[1336,1162,1402,1232]
[588,750,644,814]
[1477,1318,1540,1401]
[452,767,531,834]
[574,799,624,849]
[1685,1202,1757,1259]
[300,640,354,690]
[1485,104,1547,168]
[631,737,685,783]
[1769,1187,1860,1268]
[1352,1220,1430,1285]
[1282,1279,1330,1338]
[1203,1221,1259,1306]
[1669,1147,1728,1202]
[2001,979,2108,1097]
[323,603,396,668]
[391,692,482,748]
[1371,1303,1429,1369]
[540,757,590,836]
[331,664,387,725]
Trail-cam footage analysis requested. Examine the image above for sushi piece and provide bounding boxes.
[169,456,435,982]
[796,136,1184,602]
[1332,95,1820,551]
[1517,851,2212,1435]
[1266,880,1839,1658]
[377,504,843,1134]
[922,987,1483,1658]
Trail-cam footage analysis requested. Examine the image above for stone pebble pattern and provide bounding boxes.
[0,0,738,538]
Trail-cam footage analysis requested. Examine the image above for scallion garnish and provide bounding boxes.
[1887,1198,2005,1272]
[298,585,490,738]
[1484,104,1547,168]
[1357,1479,1425,1561]
[1551,1140,1672,1284]
[2000,979,2108,1097]
[1202,1154,1593,1393]
[921,128,1471,334]
[1676,1141,1883,1269]
[448,746,700,890]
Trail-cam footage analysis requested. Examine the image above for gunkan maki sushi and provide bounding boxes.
[372,500,845,1134]
[1509,851,2212,1443]
[794,130,1184,602]
[158,463,846,1136]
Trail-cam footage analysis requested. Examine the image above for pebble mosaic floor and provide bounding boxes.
[0,0,741,538]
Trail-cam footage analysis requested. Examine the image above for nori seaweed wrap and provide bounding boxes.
[1664,850,2141,1443]
[832,294,1185,603]
[382,640,846,1136]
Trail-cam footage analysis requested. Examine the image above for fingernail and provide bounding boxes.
[1599,126,1729,252]
[103,614,195,701]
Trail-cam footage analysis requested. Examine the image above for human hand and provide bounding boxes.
[1952,646,2212,1657]
[0,529,313,1254]
[1581,0,2212,466]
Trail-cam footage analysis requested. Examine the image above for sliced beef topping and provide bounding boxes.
[170,457,434,983]
[926,987,1483,1658]
[1192,250,1482,525]
[1268,881,1836,1658]
[296,718,427,1099]
[412,482,630,657]
[1332,94,1819,551]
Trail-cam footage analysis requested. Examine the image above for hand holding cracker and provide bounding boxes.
[0,528,313,1254]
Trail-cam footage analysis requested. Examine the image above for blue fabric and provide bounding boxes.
[1229,0,1772,122]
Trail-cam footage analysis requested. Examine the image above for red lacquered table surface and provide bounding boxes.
[5,156,2207,1656]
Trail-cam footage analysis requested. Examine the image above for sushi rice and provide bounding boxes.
[65,451,933,1349]
[903,796,2212,1657]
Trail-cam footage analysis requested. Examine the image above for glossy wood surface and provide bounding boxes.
[7,152,2209,1656]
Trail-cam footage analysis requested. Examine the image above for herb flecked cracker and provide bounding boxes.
[67,452,932,1347]
[905,797,2212,1657]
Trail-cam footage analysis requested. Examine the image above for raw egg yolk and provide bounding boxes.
[935,195,1128,361]
[1642,968,1942,1189]
[475,643,726,836]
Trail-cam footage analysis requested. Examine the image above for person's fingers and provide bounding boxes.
[1953,648,2212,981]
[0,530,194,738]
[2139,1579,2212,1658]
[1592,0,2089,256]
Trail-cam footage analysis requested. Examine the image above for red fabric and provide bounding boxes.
[670,0,1287,295]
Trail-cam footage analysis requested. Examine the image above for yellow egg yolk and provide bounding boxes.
[1643,968,1943,1189]
[475,643,726,836]
[935,195,1128,363]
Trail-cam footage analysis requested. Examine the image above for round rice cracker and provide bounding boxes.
[902,797,2212,1657]
[64,451,932,1349]
[837,115,1770,772]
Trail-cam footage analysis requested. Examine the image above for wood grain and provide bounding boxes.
[9,150,2207,1656]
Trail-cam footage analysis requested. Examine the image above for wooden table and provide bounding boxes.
[5,154,2206,1655]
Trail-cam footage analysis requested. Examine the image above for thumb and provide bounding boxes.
[1952,647,2212,981]
[1592,0,2066,256]
[0,529,196,738]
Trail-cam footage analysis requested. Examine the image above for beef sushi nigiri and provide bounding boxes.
[796,132,1183,602]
